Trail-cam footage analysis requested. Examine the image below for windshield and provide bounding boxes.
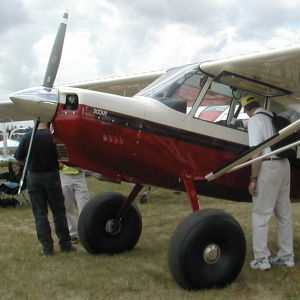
[136,63,207,112]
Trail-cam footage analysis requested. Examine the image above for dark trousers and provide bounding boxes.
[27,171,71,252]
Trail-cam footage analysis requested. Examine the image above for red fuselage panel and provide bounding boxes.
[52,104,300,202]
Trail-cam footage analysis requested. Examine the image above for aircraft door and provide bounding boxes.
[193,82,249,130]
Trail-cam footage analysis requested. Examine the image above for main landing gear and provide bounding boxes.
[168,208,246,289]
[78,189,143,254]
[78,182,246,290]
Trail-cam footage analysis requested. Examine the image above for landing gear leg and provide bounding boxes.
[115,183,144,218]
[182,177,200,211]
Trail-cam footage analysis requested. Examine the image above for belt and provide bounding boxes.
[263,157,284,161]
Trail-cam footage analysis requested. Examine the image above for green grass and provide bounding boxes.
[0,174,299,300]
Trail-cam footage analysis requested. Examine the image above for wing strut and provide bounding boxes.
[205,118,300,182]
[227,140,300,175]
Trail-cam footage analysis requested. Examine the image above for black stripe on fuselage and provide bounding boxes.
[92,110,248,155]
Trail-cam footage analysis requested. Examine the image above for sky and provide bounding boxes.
[1,0,300,102]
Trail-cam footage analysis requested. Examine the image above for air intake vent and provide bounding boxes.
[57,144,68,160]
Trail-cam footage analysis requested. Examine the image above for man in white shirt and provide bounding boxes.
[241,95,294,270]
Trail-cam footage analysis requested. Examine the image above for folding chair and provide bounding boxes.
[0,162,29,207]
[0,182,29,207]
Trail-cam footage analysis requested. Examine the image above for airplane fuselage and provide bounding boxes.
[52,88,249,203]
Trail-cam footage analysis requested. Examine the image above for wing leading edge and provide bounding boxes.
[0,100,35,122]
[62,71,164,97]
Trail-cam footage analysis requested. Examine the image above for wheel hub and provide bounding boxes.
[203,244,221,264]
[105,219,121,235]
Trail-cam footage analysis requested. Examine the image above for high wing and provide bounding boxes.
[200,45,300,95]
[0,100,34,122]
[62,71,164,96]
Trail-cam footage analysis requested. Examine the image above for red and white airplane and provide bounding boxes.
[1,12,300,290]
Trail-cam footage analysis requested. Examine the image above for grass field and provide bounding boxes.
[0,174,299,300]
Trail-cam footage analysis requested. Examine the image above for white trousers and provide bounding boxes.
[252,159,294,260]
[60,172,89,238]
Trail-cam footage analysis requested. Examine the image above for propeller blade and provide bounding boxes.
[18,119,40,194]
[43,11,68,88]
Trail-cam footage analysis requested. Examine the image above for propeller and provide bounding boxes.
[43,11,68,88]
[16,11,69,193]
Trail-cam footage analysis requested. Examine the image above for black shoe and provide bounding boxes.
[71,236,79,244]
[61,245,76,253]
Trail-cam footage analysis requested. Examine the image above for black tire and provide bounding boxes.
[78,192,142,254]
[168,208,246,290]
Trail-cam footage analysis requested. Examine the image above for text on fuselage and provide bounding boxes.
[93,108,108,116]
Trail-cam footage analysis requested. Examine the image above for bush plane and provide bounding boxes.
[1,12,300,290]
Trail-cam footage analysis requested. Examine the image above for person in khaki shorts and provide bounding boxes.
[59,164,89,244]
[241,95,294,270]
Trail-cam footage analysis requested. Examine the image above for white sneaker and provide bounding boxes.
[250,258,271,270]
[269,256,295,267]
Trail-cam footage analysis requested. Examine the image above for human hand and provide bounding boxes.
[248,181,257,196]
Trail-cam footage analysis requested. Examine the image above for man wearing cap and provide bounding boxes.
[241,95,294,270]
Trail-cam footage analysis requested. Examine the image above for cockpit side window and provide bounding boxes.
[137,64,206,114]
